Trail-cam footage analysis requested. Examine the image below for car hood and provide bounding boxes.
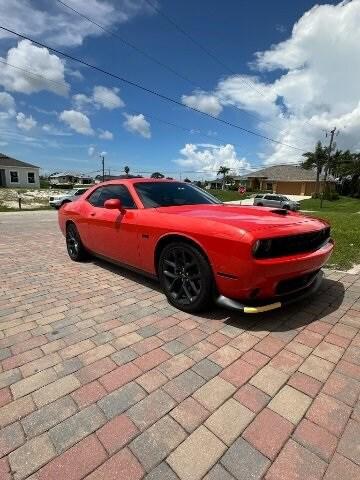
[156,204,325,233]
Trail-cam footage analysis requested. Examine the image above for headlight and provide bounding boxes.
[253,239,273,258]
[252,240,261,255]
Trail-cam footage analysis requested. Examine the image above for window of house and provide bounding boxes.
[87,185,136,208]
[10,171,19,183]
[28,172,35,184]
[266,183,273,191]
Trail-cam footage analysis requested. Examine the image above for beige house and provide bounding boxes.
[0,154,40,188]
[236,165,332,196]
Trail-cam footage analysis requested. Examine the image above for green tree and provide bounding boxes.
[217,166,231,190]
[302,141,327,196]
[124,166,130,176]
[151,172,164,179]
[183,177,191,183]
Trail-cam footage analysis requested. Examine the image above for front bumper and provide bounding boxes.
[216,269,324,313]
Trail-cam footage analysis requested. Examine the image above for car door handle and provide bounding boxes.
[90,213,96,217]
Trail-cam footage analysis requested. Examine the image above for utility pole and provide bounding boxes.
[100,154,105,182]
[320,127,337,208]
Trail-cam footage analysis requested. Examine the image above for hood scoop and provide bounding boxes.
[270,209,289,215]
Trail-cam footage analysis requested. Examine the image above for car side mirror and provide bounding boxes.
[104,198,124,211]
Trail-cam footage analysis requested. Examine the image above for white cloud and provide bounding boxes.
[73,93,93,110]
[98,129,113,140]
[73,86,124,111]
[93,86,124,109]
[181,92,223,116]
[59,110,94,135]
[16,112,37,130]
[0,91,16,117]
[42,124,73,136]
[0,40,69,95]
[88,146,95,156]
[175,143,250,176]
[123,113,151,138]
[182,1,360,164]
[0,0,154,47]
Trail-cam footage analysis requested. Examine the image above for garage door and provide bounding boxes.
[276,182,302,195]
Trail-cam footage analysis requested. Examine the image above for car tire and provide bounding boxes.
[282,204,290,210]
[66,223,88,262]
[61,200,71,208]
[158,242,214,312]
[257,203,263,206]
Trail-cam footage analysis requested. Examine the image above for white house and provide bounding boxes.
[0,153,40,188]
[49,172,93,186]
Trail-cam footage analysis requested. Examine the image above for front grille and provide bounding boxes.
[276,270,319,296]
[254,227,330,259]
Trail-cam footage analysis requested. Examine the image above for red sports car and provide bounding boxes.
[58,179,333,313]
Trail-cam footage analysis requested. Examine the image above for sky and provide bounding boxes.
[0,0,359,180]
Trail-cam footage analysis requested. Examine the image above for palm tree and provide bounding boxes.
[217,166,230,190]
[302,141,327,196]
[124,166,130,177]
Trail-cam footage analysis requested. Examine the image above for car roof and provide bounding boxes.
[98,178,179,186]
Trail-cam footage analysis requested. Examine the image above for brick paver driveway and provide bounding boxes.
[1,210,360,480]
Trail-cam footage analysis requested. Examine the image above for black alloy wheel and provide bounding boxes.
[159,242,213,312]
[66,223,88,261]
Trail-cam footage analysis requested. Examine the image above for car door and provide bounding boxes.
[83,184,141,267]
[263,195,277,207]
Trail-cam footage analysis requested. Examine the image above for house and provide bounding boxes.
[49,172,93,186]
[0,153,40,188]
[235,165,333,196]
[205,179,223,190]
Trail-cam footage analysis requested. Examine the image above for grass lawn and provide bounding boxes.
[300,196,360,270]
[209,189,251,202]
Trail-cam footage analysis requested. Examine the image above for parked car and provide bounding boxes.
[58,179,333,313]
[253,194,300,211]
[49,188,89,209]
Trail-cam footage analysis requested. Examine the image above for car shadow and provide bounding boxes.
[91,257,162,292]
[90,257,345,333]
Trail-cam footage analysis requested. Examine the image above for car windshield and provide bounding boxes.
[134,182,222,208]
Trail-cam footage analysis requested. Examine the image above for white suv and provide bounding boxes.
[253,194,300,211]
[49,188,88,209]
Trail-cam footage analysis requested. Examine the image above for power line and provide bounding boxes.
[55,0,198,89]
[143,0,266,97]
[0,59,303,158]
[0,59,244,154]
[144,1,317,133]
[0,25,305,152]
[55,0,310,142]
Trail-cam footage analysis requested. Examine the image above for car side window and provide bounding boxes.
[87,185,136,209]
[264,195,273,200]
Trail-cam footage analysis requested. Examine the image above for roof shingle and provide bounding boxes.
[236,165,325,182]
[0,153,39,169]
